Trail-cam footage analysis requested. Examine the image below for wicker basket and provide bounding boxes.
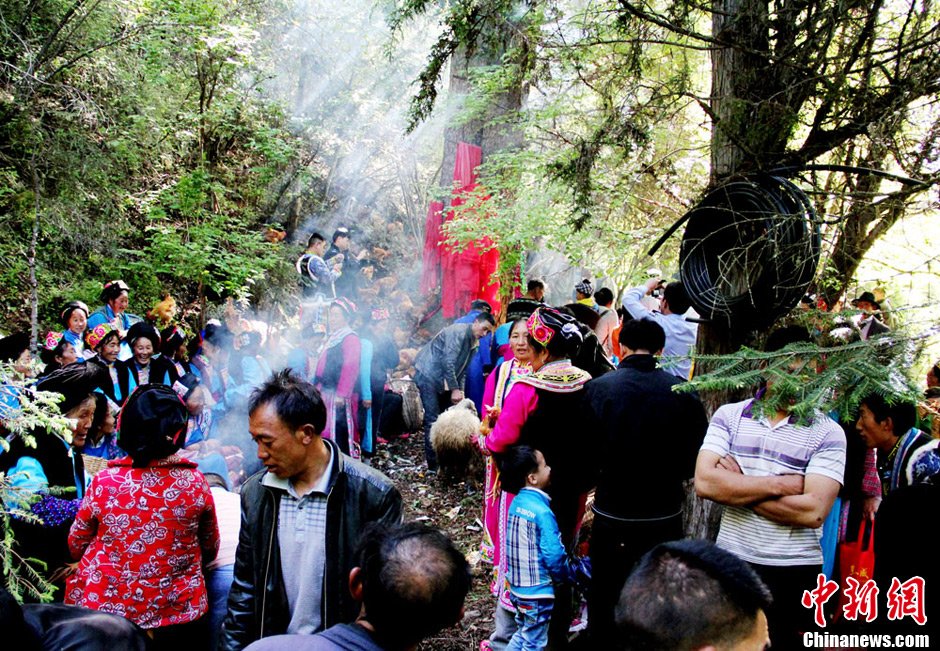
[82,454,110,476]
[388,377,424,432]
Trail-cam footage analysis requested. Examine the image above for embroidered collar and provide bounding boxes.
[518,359,590,393]
[323,327,355,351]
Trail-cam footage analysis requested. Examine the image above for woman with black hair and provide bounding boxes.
[358,308,399,456]
[0,331,33,376]
[80,392,122,460]
[0,362,106,596]
[161,325,197,378]
[1,332,35,419]
[84,322,124,405]
[481,307,594,540]
[477,307,593,649]
[116,321,179,399]
[191,322,232,408]
[67,384,219,648]
[313,297,363,457]
[38,331,80,377]
[86,279,140,335]
[59,300,89,358]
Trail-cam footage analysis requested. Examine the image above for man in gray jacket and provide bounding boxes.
[413,312,495,470]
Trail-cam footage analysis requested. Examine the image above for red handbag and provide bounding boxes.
[835,518,876,620]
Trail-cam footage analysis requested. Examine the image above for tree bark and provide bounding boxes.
[29,154,40,356]
[685,0,775,540]
[438,22,526,189]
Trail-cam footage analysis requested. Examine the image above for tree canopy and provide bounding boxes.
[396,0,939,306]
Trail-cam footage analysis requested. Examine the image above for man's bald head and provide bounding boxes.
[356,523,471,650]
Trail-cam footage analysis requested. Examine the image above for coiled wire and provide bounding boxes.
[678,175,820,329]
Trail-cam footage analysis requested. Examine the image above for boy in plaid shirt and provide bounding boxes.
[500,445,579,650]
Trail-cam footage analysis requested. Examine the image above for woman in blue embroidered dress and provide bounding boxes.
[59,300,89,359]
[116,322,180,400]
[84,323,124,405]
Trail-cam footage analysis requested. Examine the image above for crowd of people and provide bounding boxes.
[1,230,937,650]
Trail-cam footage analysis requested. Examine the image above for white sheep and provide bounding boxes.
[430,398,484,486]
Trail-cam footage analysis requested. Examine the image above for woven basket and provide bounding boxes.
[388,377,424,432]
[82,454,110,476]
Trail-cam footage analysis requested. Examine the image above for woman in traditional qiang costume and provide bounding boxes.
[476,307,592,648]
[59,300,89,359]
[84,322,124,405]
[161,325,199,378]
[477,318,534,569]
[314,297,362,458]
[0,362,107,595]
[357,308,399,456]
[87,280,141,360]
[39,331,80,377]
[116,322,179,400]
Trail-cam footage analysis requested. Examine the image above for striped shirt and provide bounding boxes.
[263,445,333,635]
[701,399,846,566]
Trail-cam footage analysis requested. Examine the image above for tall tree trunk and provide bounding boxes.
[685,0,773,539]
[29,154,40,355]
[436,20,527,315]
[438,44,524,189]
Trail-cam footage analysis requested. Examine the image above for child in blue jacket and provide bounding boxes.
[500,445,578,651]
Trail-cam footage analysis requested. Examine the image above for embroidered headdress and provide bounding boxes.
[85,322,118,350]
[332,297,357,318]
[44,331,64,351]
[526,306,584,349]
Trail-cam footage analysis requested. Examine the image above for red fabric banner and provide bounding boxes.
[425,141,502,318]
[420,201,444,295]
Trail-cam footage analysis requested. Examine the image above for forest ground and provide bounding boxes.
[371,430,597,651]
[371,434,492,651]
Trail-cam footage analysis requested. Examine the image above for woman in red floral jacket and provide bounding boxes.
[66,384,220,647]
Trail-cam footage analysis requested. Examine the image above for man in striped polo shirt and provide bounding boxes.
[695,326,846,649]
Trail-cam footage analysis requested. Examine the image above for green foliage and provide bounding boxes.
[0,0,309,334]
[400,0,939,308]
[677,321,924,425]
[2,503,56,604]
[1,361,80,602]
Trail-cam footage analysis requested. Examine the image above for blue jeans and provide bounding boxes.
[206,564,234,651]
[506,596,554,651]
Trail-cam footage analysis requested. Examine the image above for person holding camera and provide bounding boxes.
[621,277,697,380]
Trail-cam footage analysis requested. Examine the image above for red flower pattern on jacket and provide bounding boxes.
[66,455,220,629]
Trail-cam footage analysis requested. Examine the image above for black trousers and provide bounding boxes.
[749,562,821,649]
[587,512,683,647]
[414,372,452,470]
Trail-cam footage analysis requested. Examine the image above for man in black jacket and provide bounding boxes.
[325,227,363,299]
[582,319,708,647]
[219,370,402,651]
[413,312,495,470]
[234,523,471,651]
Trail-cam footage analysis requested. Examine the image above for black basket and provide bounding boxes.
[679,176,820,329]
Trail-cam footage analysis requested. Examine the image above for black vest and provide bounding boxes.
[518,387,596,496]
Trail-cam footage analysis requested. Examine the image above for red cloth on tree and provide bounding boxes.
[454,141,482,188]
[420,201,444,295]
[440,142,503,318]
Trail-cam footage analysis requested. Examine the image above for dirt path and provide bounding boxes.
[372,434,491,651]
